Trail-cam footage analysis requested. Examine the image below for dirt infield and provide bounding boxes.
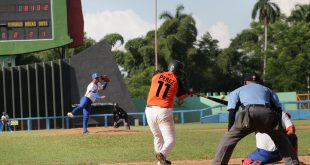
[100,156,310,165]
[47,125,310,137]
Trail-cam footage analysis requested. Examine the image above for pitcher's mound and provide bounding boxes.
[42,127,141,137]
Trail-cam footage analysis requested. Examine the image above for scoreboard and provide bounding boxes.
[0,0,80,56]
[0,0,53,41]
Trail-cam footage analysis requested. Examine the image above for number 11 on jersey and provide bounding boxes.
[156,81,171,99]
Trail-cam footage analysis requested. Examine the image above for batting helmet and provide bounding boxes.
[113,103,119,108]
[168,60,184,76]
[285,112,291,119]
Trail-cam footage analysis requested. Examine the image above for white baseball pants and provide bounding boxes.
[145,106,176,159]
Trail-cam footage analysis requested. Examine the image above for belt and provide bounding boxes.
[247,104,271,108]
[146,105,170,109]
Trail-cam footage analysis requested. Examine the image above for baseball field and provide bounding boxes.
[0,121,310,165]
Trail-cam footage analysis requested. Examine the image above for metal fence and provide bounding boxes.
[0,60,72,130]
[2,101,310,131]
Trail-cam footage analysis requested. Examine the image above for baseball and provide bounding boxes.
[220,95,225,99]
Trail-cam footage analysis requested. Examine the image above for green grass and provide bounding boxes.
[0,120,310,164]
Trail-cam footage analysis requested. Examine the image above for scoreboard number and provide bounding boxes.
[0,0,53,41]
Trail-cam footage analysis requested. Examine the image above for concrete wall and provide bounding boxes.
[133,92,300,122]
[133,92,297,112]
[69,41,136,113]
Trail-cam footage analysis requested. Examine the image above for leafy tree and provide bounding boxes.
[16,32,96,65]
[16,47,69,65]
[266,21,310,91]
[221,15,310,92]
[71,34,96,56]
[288,4,310,23]
[159,4,186,21]
[127,67,155,98]
[101,33,124,49]
[217,23,263,76]
[188,32,220,92]
[251,0,280,78]
[157,4,197,65]
[15,53,41,65]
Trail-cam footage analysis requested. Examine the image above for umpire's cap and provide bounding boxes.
[244,72,262,83]
[168,60,184,76]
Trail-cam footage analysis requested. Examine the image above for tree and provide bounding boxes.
[159,4,186,21]
[71,34,96,55]
[15,32,96,65]
[266,21,310,91]
[288,4,310,23]
[251,0,280,79]
[101,33,124,49]
[127,67,155,98]
[157,4,197,64]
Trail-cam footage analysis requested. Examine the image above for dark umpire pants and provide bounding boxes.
[212,106,299,165]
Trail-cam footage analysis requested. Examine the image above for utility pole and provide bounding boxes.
[154,0,158,70]
[307,76,310,108]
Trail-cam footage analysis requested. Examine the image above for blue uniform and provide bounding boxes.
[227,83,280,110]
[72,96,93,133]
[71,80,107,133]
[245,112,298,164]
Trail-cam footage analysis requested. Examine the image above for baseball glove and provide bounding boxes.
[100,75,110,82]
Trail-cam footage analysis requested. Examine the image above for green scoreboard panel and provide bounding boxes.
[0,0,72,55]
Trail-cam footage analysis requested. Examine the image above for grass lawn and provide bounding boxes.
[0,120,309,164]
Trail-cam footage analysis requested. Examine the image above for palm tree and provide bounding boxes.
[251,0,280,79]
[101,33,124,49]
[159,4,186,21]
[288,4,310,23]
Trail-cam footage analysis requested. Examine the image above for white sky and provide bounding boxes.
[82,0,310,49]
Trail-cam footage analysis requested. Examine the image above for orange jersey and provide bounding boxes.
[147,72,179,108]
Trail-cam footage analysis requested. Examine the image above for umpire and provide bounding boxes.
[212,73,299,165]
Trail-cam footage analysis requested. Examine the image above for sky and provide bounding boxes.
[81,0,310,49]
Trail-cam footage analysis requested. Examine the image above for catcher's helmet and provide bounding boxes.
[168,60,184,76]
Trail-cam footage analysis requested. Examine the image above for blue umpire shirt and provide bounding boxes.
[227,83,281,110]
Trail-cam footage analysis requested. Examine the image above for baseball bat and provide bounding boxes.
[194,93,228,105]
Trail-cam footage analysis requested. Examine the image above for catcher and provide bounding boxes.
[242,111,298,165]
[112,103,130,130]
[67,73,110,134]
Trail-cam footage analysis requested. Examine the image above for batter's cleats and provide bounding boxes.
[67,112,74,118]
[157,160,171,165]
[156,153,167,165]
[83,130,89,134]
